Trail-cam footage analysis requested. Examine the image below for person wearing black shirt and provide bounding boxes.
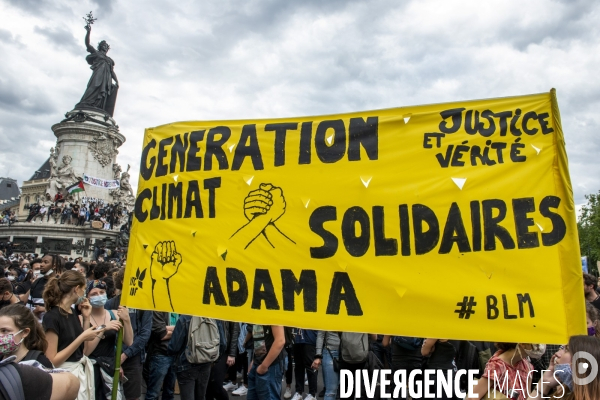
[145,312,176,400]
[0,278,22,310]
[42,270,105,399]
[584,273,600,312]
[247,325,285,400]
[28,254,63,322]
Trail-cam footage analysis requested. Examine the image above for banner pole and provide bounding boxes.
[111,321,124,400]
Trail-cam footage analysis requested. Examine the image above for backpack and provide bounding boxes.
[185,317,220,364]
[392,336,424,351]
[338,332,369,364]
[21,350,42,363]
[0,358,24,400]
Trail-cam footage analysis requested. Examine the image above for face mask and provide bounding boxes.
[0,330,24,355]
[554,363,574,391]
[523,343,546,359]
[33,270,41,278]
[44,269,54,277]
[75,295,86,305]
[22,268,28,273]
[6,276,14,282]
[588,326,596,336]
[89,294,107,308]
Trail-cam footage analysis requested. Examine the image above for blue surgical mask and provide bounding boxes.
[89,294,107,308]
[554,363,574,391]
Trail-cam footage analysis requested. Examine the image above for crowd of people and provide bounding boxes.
[0,249,599,400]
[0,209,17,226]
[23,197,129,230]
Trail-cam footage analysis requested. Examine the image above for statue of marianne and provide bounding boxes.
[75,23,119,117]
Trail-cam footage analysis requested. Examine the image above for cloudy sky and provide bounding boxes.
[0,0,599,205]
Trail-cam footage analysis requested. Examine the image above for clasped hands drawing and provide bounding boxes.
[231,183,295,249]
[148,183,293,311]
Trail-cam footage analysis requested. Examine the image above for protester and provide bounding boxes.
[0,361,80,400]
[526,336,600,399]
[313,330,340,400]
[82,279,132,399]
[74,261,89,277]
[106,268,152,400]
[470,343,544,399]
[168,315,215,400]
[247,324,285,400]
[336,332,369,400]
[421,339,458,399]
[228,322,250,396]
[0,278,22,309]
[206,320,240,400]
[42,270,105,400]
[584,273,600,311]
[28,254,63,321]
[145,312,176,400]
[281,338,294,399]
[0,303,53,367]
[586,301,600,338]
[290,328,319,400]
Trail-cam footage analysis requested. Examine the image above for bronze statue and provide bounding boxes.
[75,12,119,116]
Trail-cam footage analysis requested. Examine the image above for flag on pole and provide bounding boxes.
[66,181,85,195]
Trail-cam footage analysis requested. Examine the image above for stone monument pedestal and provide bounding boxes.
[48,108,126,203]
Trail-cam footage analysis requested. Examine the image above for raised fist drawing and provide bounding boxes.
[150,241,182,311]
[231,183,294,249]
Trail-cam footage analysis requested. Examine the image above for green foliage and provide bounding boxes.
[578,190,600,275]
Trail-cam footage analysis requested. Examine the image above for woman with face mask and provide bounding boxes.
[470,342,545,399]
[82,279,132,399]
[0,303,53,367]
[42,270,105,400]
[526,336,600,400]
[585,302,600,338]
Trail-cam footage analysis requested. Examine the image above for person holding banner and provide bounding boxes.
[105,268,153,400]
[81,279,132,399]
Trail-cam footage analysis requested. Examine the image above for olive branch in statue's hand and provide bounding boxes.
[83,11,97,29]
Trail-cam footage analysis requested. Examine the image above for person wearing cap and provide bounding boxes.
[81,278,133,399]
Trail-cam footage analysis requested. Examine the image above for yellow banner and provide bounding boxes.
[122,90,585,343]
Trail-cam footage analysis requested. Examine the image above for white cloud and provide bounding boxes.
[0,0,599,206]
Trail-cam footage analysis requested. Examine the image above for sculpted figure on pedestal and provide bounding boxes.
[113,163,122,180]
[120,165,134,198]
[48,147,60,178]
[55,155,79,190]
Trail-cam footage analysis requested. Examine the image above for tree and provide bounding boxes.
[578,191,600,275]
